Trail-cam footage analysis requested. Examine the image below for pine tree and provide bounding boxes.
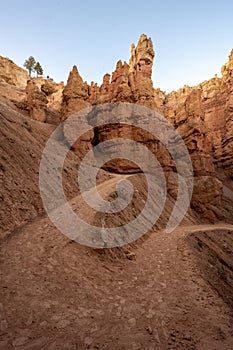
[34,62,43,77]
[23,56,36,77]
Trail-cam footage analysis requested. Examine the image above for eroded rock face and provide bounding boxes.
[97,61,133,104]
[95,34,155,107]
[164,50,233,178]
[0,38,232,224]
[60,34,156,160]
[165,89,214,176]
[60,65,90,122]
[164,89,220,218]
[32,77,64,124]
[0,56,29,88]
[218,49,233,176]
[60,66,93,156]
[61,34,156,164]
[162,50,233,219]
[129,34,155,108]
[60,34,155,122]
[191,176,223,222]
[53,36,233,222]
[26,80,48,122]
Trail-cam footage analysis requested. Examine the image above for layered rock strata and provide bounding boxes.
[60,37,233,222]
[0,56,29,88]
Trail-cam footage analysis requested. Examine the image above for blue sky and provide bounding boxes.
[0,0,232,92]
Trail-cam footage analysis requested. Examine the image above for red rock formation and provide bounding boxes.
[100,61,133,103]
[59,36,232,222]
[192,176,223,222]
[60,34,156,161]
[163,50,233,179]
[129,34,155,108]
[60,66,93,157]
[0,36,232,224]
[162,50,233,220]
[60,65,90,122]
[89,81,100,104]
[31,77,64,124]
[0,56,29,88]
[165,89,215,176]
[60,34,156,122]
[218,49,233,176]
[26,80,48,122]
[97,73,111,103]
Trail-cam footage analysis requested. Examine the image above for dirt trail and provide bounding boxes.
[0,173,233,350]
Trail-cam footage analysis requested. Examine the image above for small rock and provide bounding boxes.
[56,319,70,329]
[0,320,7,331]
[26,314,33,326]
[39,321,48,328]
[146,325,153,335]
[0,340,8,349]
[17,337,47,350]
[43,301,51,309]
[84,337,93,346]
[51,315,60,321]
[128,318,136,327]
[183,335,192,341]
[126,252,136,260]
[12,336,29,346]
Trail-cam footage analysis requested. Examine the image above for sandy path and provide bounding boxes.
[0,174,233,350]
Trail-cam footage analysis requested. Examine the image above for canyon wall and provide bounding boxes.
[60,34,157,161]
[164,49,233,178]
[1,35,232,223]
[161,51,233,220]
[60,35,232,222]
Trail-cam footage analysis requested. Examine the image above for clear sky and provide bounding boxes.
[0,0,233,92]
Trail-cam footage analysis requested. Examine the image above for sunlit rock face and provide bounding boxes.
[0,56,29,88]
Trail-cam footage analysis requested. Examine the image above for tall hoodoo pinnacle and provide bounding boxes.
[128,34,155,108]
[60,34,156,119]
[129,34,155,76]
[60,65,89,121]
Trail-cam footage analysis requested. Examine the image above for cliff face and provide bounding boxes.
[202,80,232,178]
[0,56,29,88]
[26,80,48,122]
[163,50,233,176]
[160,51,233,220]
